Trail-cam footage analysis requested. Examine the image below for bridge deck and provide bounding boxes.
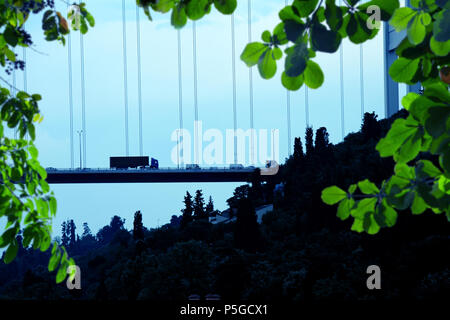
[45,168,273,184]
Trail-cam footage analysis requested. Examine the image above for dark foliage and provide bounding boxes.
[0,110,448,301]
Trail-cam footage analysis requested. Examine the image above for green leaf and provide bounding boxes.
[407,14,426,45]
[389,57,420,83]
[257,49,277,79]
[272,47,283,60]
[85,12,95,27]
[171,6,187,29]
[351,218,364,232]
[4,240,18,264]
[49,197,57,216]
[389,7,416,32]
[282,72,304,91]
[325,0,343,31]
[185,0,209,20]
[411,194,427,214]
[430,36,450,56]
[292,0,320,18]
[284,20,306,43]
[3,26,18,46]
[321,186,347,205]
[358,179,380,194]
[29,145,38,159]
[284,42,308,77]
[433,8,450,42]
[48,249,61,272]
[310,21,341,53]
[261,30,271,43]
[363,212,380,235]
[303,60,324,89]
[56,261,68,283]
[381,200,398,227]
[425,107,450,138]
[151,0,174,13]
[214,0,237,15]
[337,198,355,220]
[351,198,377,219]
[401,92,420,110]
[241,42,268,67]
[279,6,303,24]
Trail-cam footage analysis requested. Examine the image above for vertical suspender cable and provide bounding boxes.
[23,45,29,141]
[305,87,309,127]
[136,4,143,156]
[12,53,16,139]
[285,0,291,156]
[339,0,345,140]
[23,47,27,92]
[248,0,254,164]
[231,13,237,165]
[67,8,74,169]
[80,1,87,168]
[122,0,129,156]
[193,21,199,165]
[177,29,184,167]
[360,1,365,120]
[360,44,364,120]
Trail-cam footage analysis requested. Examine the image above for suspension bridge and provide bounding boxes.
[10,0,419,184]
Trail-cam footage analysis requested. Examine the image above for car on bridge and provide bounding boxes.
[229,164,244,170]
[186,164,200,170]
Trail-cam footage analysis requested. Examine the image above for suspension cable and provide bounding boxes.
[80,0,86,168]
[360,44,365,119]
[136,4,143,156]
[285,0,291,156]
[360,1,365,120]
[23,33,29,141]
[13,50,16,139]
[67,6,74,168]
[193,21,199,165]
[340,43,345,139]
[339,2,345,140]
[122,0,129,156]
[177,29,184,167]
[305,87,309,127]
[248,0,254,164]
[231,13,237,164]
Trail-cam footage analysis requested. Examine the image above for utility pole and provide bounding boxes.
[77,130,83,169]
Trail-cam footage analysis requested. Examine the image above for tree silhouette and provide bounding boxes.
[68,220,76,248]
[305,127,314,156]
[206,196,215,217]
[361,112,381,140]
[133,211,144,241]
[314,127,330,154]
[193,190,206,220]
[294,137,304,162]
[82,222,93,240]
[61,222,69,248]
[233,198,260,252]
[181,191,194,228]
[97,216,126,244]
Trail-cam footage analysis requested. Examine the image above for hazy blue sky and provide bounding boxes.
[1,0,403,236]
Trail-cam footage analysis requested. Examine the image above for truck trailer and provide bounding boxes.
[110,156,149,169]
